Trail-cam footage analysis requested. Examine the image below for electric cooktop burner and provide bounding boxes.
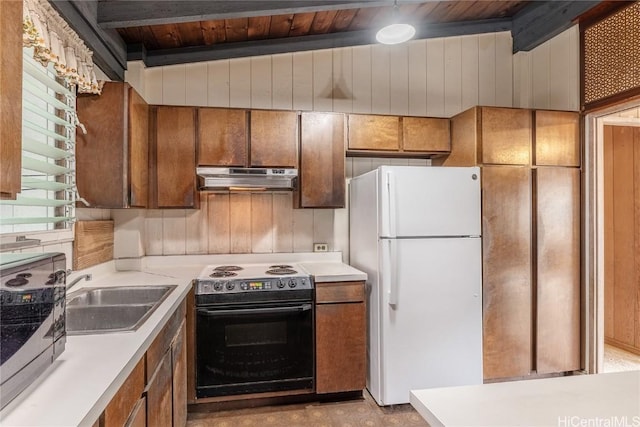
[213,265,243,272]
[266,268,297,275]
[269,264,292,269]
[209,271,237,278]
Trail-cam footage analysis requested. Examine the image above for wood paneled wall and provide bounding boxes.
[513,26,580,111]
[114,30,580,259]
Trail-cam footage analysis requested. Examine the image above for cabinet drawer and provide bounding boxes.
[103,358,145,427]
[147,300,186,381]
[316,281,364,304]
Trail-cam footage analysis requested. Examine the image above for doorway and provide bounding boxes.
[585,101,640,373]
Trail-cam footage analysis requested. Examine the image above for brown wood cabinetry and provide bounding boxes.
[433,106,531,166]
[347,114,450,157]
[482,166,532,379]
[101,300,187,427]
[315,281,366,394]
[197,108,247,167]
[535,167,581,373]
[402,117,450,153]
[77,82,149,208]
[534,110,580,167]
[150,106,198,208]
[348,114,399,151]
[250,110,298,167]
[103,358,145,427]
[437,106,581,381]
[0,0,22,200]
[299,112,345,208]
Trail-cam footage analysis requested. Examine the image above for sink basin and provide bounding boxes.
[67,285,175,306]
[66,304,154,334]
[66,285,176,335]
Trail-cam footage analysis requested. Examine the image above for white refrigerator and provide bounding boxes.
[349,166,483,406]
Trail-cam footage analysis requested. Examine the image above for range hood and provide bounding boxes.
[197,167,298,191]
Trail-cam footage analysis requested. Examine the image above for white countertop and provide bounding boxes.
[0,253,365,426]
[410,371,640,427]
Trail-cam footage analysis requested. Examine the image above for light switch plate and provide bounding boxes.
[313,243,328,252]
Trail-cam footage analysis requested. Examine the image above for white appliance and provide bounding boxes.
[349,166,483,406]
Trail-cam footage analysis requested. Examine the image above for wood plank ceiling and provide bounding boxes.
[115,1,530,50]
[52,0,606,80]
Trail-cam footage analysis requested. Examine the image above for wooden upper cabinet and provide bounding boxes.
[0,0,23,200]
[77,82,149,208]
[249,110,298,167]
[535,167,581,374]
[534,110,580,167]
[151,106,198,209]
[197,108,247,166]
[480,107,531,165]
[348,114,399,151]
[432,107,480,166]
[299,112,345,208]
[402,117,450,153]
[482,166,532,380]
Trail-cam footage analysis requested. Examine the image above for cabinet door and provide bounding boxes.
[300,112,345,208]
[402,117,450,153]
[198,108,247,166]
[124,397,146,427]
[480,107,531,165]
[128,87,149,208]
[103,358,145,427]
[316,302,366,393]
[534,110,580,167]
[153,106,197,208]
[316,281,365,394]
[536,167,581,374]
[347,114,399,151]
[0,0,22,199]
[172,321,187,427]
[76,82,128,208]
[482,166,532,380]
[250,110,297,167]
[146,350,173,427]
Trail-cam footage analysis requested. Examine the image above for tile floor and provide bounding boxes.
[603,344,640,372]
[187,391,429,427]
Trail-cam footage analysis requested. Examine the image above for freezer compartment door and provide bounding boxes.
[378,237,482,405]
[379,166,481,238]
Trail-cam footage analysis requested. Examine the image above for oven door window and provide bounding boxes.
[196,302,313,398]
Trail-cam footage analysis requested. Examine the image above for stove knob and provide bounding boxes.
[277,279,286,289]
[213,282,223,292]
[241,282,248,291]
[226,282,235,291]
[288,279,297,288]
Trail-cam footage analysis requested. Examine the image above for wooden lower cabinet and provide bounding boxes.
[315,281,366,394]
[147,350,173,427]
[101,301,187,427]
[125,397,146,427]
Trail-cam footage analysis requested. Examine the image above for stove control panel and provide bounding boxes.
[196,276,313,295]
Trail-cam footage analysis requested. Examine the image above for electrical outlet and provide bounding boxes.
[313,243,328,252]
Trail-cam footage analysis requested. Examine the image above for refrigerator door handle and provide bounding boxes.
[388,239,399,307]
[386,171,397,238]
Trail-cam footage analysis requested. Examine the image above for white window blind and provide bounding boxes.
[0,48,77,234]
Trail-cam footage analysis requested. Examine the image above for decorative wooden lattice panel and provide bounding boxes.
[583,2,640,107]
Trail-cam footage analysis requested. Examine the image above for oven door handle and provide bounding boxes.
[197,304,313,317]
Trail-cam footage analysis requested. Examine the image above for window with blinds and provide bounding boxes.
[0,48,77,234]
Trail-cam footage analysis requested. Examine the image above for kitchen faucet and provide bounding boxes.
[66,273,92,291]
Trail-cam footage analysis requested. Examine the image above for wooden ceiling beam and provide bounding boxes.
[97,0,417,29]
[512,0,601,52]
[135,18,511,67]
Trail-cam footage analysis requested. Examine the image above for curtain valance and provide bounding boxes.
[22,0,103,94]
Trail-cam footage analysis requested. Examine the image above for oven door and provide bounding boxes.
[196,301,314,398]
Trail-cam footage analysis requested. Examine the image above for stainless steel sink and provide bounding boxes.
[67,286,175,306]
[66,285,176,335]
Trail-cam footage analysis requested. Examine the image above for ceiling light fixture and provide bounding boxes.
[375,0,416,45]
